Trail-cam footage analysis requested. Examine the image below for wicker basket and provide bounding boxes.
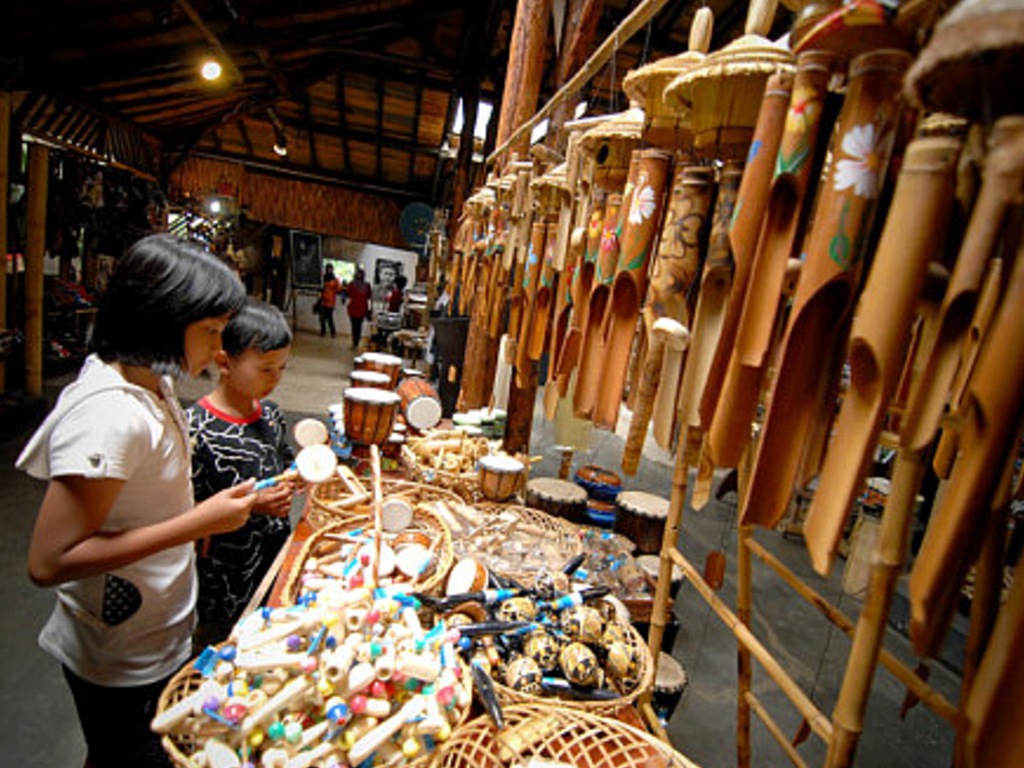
[401,444,483,503]
[158,647,474,768]
[456,503,583,588]
[490,613,654,716]
[429,703,702,768]
[281,505,455,602]
[309,476,467,530]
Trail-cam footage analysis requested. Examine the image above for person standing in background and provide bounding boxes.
[386,274,407,313]
[318,263,344,338]
[344,267,372,350]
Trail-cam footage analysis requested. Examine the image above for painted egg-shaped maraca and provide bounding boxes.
[496,596,538,623]
[561,605,605,644]
[605,640,640,691]
[523,629,560,671]
[602,621,627,647]
[505,655,543,694]
[559,642,602,688]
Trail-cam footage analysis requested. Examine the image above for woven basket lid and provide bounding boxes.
[622,7,714,106]
[905,0,1024,120]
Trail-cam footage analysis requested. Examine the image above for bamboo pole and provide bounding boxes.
[668,546,835,744]
[745,690,810,768]
[0,90,9,392]
[745,536,958,725]
[737,525,754,768]
[488,0,675,165]
[25,142,49,397]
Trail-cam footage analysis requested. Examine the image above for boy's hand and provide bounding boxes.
[197,480,258,535]
[255,483,293,518]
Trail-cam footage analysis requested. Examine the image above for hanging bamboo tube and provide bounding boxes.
[963,543,1024,768]
[528,220,560,360]
[594,148,673,430]
[622,318,690,475]
[803,135,962,576]
[514,220,549,385]
[697,69,794,432]
[674,160,743,463]
[708,50,836,470]
[909,239,1024,659]
[899,116,1024,464]
[574,188,626,419]
[739,49,911,529]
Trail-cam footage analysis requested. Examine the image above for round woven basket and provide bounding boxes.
[158,649,474,768]
[429,703,701,768]
[281,505,455,602]
[490,613,654,716]
[457,503,583,588]
[401,444,483,503]
[309,476,467,530]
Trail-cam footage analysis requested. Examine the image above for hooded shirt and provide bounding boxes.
[17,355,196,686]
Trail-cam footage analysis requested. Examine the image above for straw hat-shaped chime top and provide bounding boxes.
[530,162,569,195]
[622,7,714,148]
[664,0,794,158]
[905,0,1024,121]
[579,104,645,188]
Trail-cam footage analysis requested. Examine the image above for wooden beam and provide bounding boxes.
[336,70,350,175]
[303,95,318,168]
[375,74,384,180]
[25,142,48,397]
[174,0,245,84]
[0,90,9,392]
[408,80,423,184]
[237,117,253,155]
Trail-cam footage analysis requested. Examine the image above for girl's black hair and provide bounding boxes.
[92,234,247,370]
[222,299,293,356]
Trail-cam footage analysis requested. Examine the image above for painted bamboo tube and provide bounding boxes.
[698,69,795,437]
[595,148,673,429]
[528,220,560,361]
[674,160,744,463]
[964,545,1024,768]
[900,115,1024,457]
[909,241,1024,658]
[554,197,605,384]
[622,318,690,475]
[803,135,962,576]
[647,164,716,448]
[708,50,835,469]
[514,221,548,386]
[932,257,1005,478]
[545,225,586,417]
[574,190,626,419]
[739,48,911,529]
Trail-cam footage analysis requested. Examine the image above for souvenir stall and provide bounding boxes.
[146,1,1024,767]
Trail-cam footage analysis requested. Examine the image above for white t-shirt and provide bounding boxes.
[17,355,196,686]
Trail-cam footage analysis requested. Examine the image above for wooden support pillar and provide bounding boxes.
[0,91,10,393]
[547,0,605,151]
[25,142,49,397]
[494,0,553,162]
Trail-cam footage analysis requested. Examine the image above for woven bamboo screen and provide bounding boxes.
[171,156,404,248]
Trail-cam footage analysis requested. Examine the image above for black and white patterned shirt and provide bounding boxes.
[186,397,294,646]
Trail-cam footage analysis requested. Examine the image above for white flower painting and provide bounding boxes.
[628,173,657,225]
[833,123,891,199]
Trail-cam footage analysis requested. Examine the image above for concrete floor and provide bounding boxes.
[0,329,959,767]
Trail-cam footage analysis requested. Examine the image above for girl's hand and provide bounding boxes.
[255,483,292,518]
[196,480,258,535]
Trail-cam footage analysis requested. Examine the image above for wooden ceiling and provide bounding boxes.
[6,0,792,208]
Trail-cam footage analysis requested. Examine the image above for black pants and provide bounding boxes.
[319,305,336,337]
[62,665,174,767]
[350,315,365,348]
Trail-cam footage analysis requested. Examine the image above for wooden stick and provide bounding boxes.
[737,524,753,768]
[745,690,810,768]
[370,444,383,587]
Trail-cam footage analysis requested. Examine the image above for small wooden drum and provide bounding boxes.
[401,368,426,380]
[357,352,404,388]
[573,464,622,502]
[350,369,392,389]
[526,477,588,525]
[614,491,670,554]
[343,386,401,445]
[396,376,443,432]
[651,651,688,726]
[586,498,617,529]
[478,454,526,502]
[636,554,684,600]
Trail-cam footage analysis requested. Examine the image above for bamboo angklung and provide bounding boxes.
[707,50,836,471]
[739,48,912,530]
[803,135,962,576]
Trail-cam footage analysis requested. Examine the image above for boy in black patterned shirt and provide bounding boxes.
[186,299,295,650]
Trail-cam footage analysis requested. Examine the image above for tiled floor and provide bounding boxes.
[0,328,959,767]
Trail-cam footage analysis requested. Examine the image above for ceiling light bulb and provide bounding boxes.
[201,59,223,81]
[209,198,222,214]
[273,142,288,157]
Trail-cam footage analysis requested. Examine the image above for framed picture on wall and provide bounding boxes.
[290,230,322,288]
[374,258,403,288]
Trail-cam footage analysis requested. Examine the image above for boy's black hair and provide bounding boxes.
[222,298,293,356]
[92,234,246,370]
[395,274,407,290]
